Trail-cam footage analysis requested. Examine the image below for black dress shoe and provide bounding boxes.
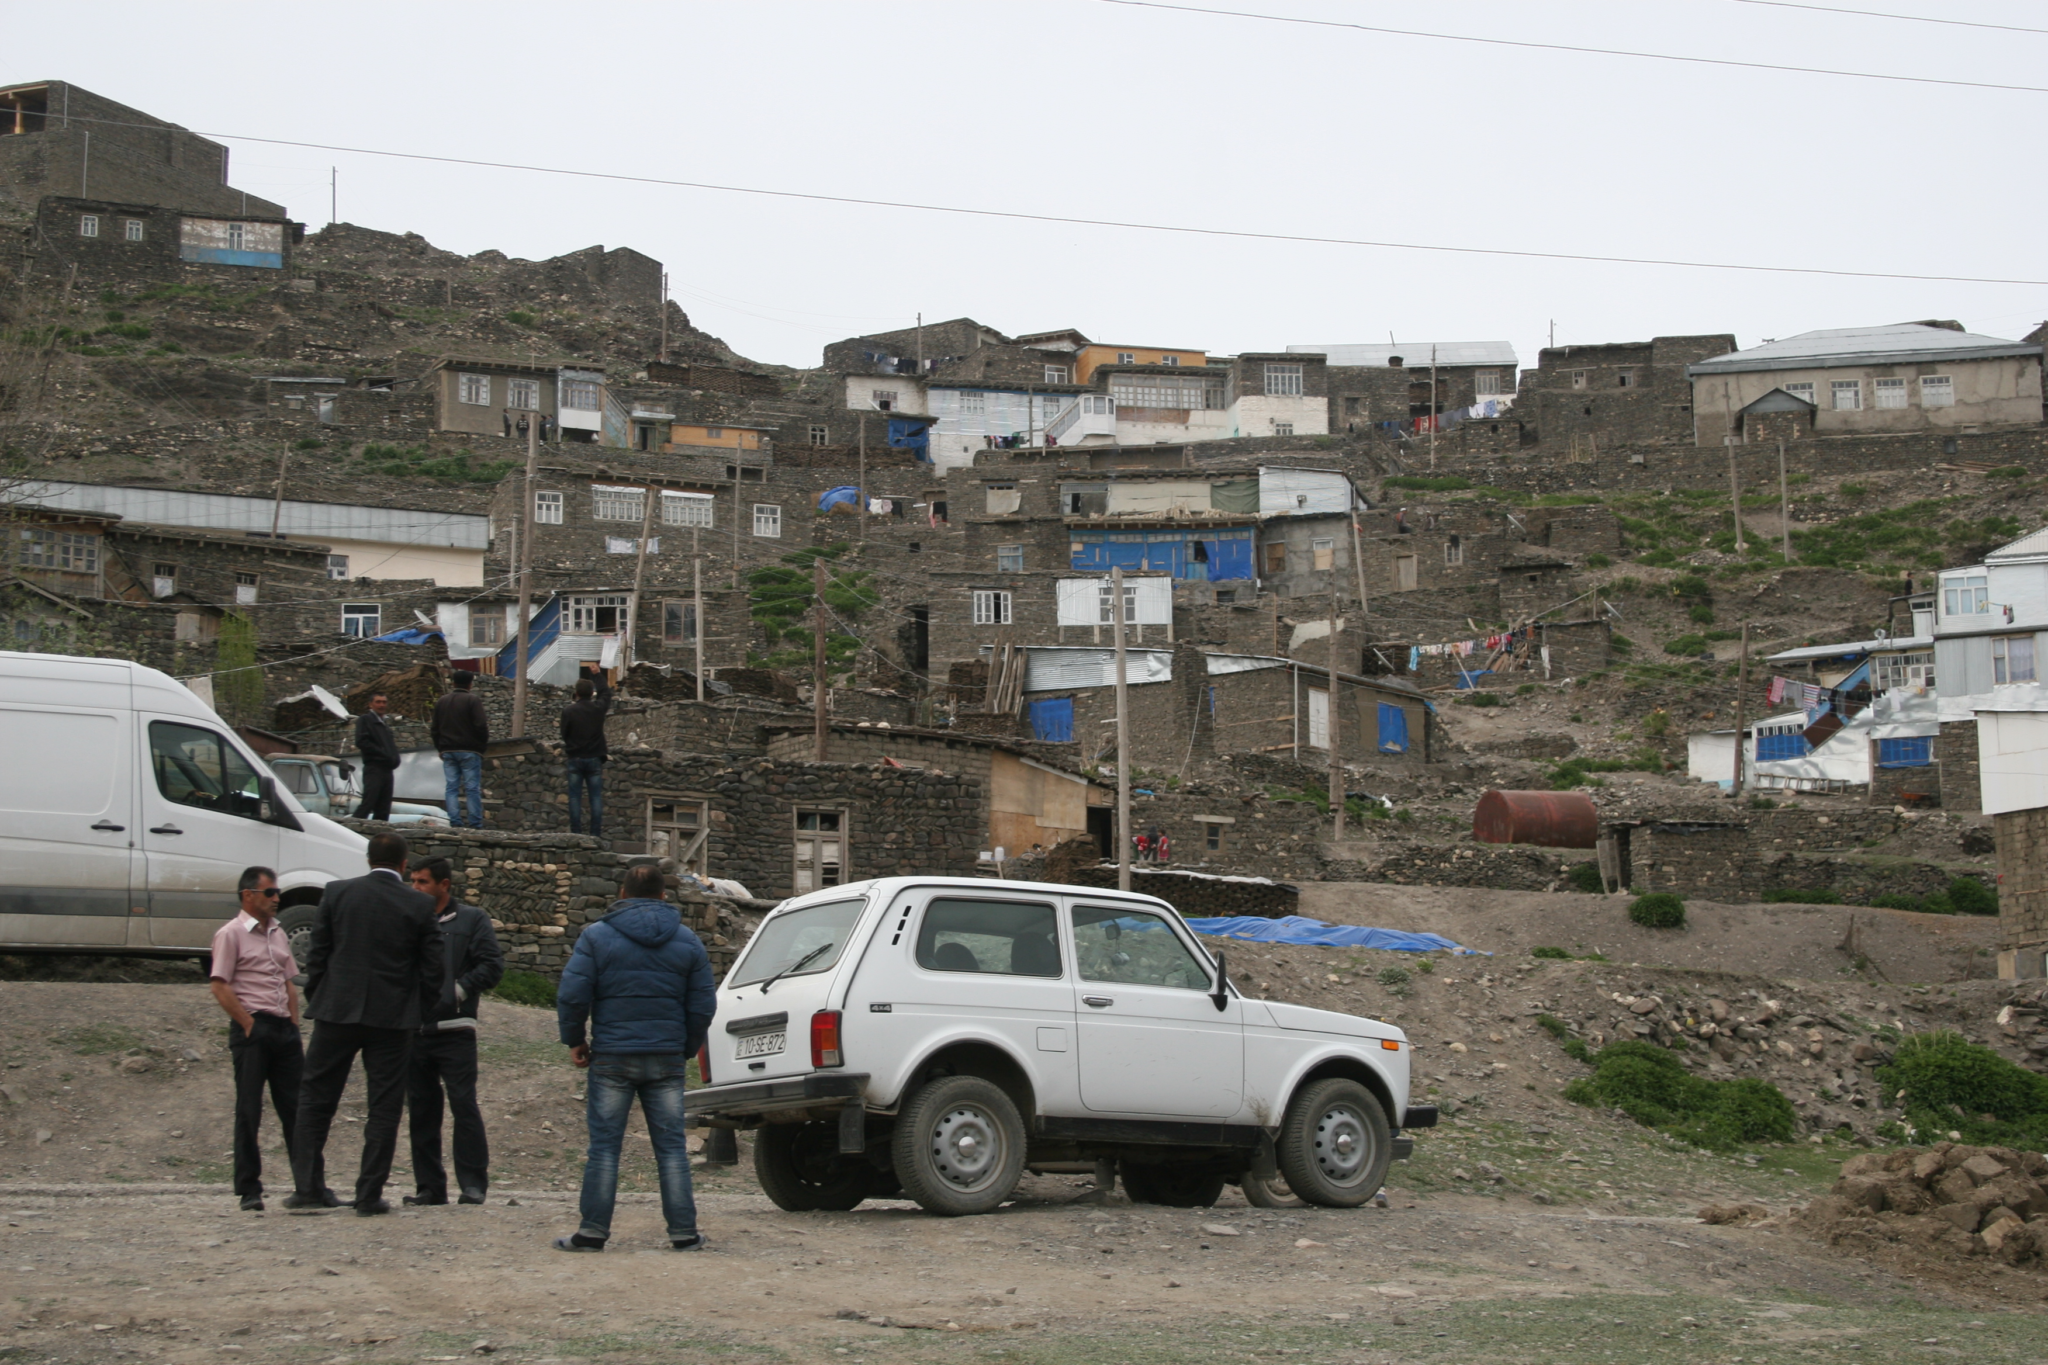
[283,1191,339,1210]
[355,1197,392,1217]
[457,1189,486,1205]
[239,1195,264,1212]
[402,1194,447,1206]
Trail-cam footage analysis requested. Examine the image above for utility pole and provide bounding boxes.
[79,130,89,198]
[330,167,336,225]
[1549,320,1556,350]
[731,474,742,589]
[1112,565,1131,892]
[1730,622,1751,797]
[1427,344,1438,469]
[511,409,540,737]
[1027,384,1036,449]
[1347,481,1371,622]
[625,483,656,674]
[857,412,867,543]
[1328,583,1344,841]
[812,558,829,760]
[269,450,289,537]
[1776,439,1793,559]
[1727,438,1746,555]
[659,272,669,363]
[692,528,705,703]
[916,312,923,370]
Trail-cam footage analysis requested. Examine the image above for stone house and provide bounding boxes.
[1289,341,1518,433]
[29,196,302,291]
[1520,334,1735,453]
[425,357,621,447]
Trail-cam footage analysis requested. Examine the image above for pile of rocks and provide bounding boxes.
[1796,1144,2048,1266]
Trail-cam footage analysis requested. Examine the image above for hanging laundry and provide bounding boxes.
[868,497,892,515]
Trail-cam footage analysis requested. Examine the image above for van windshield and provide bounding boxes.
[730,898,866,988]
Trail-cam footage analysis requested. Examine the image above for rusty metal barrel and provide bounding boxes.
[1472,789,1598,848]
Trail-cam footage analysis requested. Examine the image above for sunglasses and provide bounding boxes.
[252,888,281,899]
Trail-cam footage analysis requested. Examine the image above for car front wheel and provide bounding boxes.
[891,1075,1025,1217]
[1277,1079,1392,1208]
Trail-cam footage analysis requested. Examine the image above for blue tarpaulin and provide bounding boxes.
[1027,697,1074,742]
[818,486,861,512]
[1377,702,1409,754]
[1184,915,1482,955]
[372,628,442,645]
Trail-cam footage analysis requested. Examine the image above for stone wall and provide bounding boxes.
[1869,757,1941,808]
[1997,806,2048,952]
[1067,866,1298,919]
[1938,720,1982,812]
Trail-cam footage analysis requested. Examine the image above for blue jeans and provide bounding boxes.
[578,1051,697,1242]
[566,757,604,836]
[441,751,483,828]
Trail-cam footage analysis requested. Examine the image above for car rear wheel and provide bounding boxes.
[753,1121,871,1212]
[1240,1170,1306,1208]
[1120,1160,1226,1208]
[1277,1079,1392,1209]
[891,1075,1025,1217]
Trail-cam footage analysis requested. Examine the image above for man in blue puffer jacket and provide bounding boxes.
[553,863,717,1252]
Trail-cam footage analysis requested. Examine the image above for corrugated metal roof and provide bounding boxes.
[1687,324,2040,376]
[1986,524,2048,563]
[1286,341,1518,369]
[1765,633,1931,663]
[17,481,491,549]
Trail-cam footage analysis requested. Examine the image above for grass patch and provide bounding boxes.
[1878,1029,2048,1147]
[491,969,558,1008]
[1628,892,1685,928]
[1452,690,1500,707]
[1988,465,2029,478]
[1383,474,1471,491]
[1563,1039,1794,1149]
[354,441,518,484]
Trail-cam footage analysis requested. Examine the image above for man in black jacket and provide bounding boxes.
[287,832,444,1216]
[352,693,401,822]
[403,857,504,1206]
[431,672,490,828]
[560,668,611,837]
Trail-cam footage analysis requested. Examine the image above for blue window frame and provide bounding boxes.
[1876,736,1932,767]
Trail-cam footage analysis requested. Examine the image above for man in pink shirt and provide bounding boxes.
[209,866,317,1212]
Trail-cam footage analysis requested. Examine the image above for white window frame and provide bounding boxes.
[1871,650,1934,693]
[1096,583,1138,625]
[1873,377,1908,409]
[972,589,1012,626]
[226,222,246,251]
[535,491,564,525]
[660,490,715,528]
[1616,369,1635,388]
[1161,356,1180,367]
[506,377,540,411]
[234,572,259,606]
[470,611,505,649]
[1445,535,1463,566]
[1831,379,1862,411]
[793,808,846,893]
[567,594,631,634]
[1994,634,2037,685]
[591,484,646,522]
[1943,572,1989,618]
[560,378,601,411]
[961,392,986,416]
[79,214,99,238]
[1311,537,1335,570]
[660,601,698,648]
[151,563,176,599]
[1043,365,1070,384]
[995,545,1024,573]
[1921,375,1954,408]
[458,372,491,406]
[123,218,145,242]
[1783,382,1816,408]
[871,390,897,411]
[1264,363,1303,396]
[1116,352,1135,365]
[327,554,349,581]
[1083,394,1113,414]
[1570,370,1587,389]
[340,603,381,638]
[1273,421,1294,437]
[753,504,782,538]
[808,424,829,446]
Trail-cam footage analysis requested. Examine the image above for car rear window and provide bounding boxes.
[915,898,1062,977]
[730,897,866,988]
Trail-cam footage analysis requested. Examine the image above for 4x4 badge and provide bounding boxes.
[869,1002,892,1012]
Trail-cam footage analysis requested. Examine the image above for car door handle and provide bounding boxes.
[149,824,184,835]
[1083,995,1114,1008]
[91,821,125,832]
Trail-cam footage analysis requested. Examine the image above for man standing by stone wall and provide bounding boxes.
[404,856,503,1206]
[432,673,490,828]
[353,692,401,822]
[560,668,611,838]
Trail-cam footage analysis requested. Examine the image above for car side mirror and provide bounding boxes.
[1210,951,1230,1013]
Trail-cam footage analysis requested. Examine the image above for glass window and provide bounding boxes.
[123,218,145,242]
[661,491,715,527]
[1475,369,1501,396]
[972,589,1011,625]
[20,528,98,573]
[1264,364,1303,396]
[327,554,349,580]
[753,504,782,538]
[1312,538,1335,570]
[996,545,1024,573]
[341,603,381,638]
[1943,573,1988,617]
[567,594,630,633]
[1116,352,1135,365]
[1783,382,1816,408]
[1994,635,2036,685]
[1273,421,1294,437]
[1570,371,1587,389]
[1921,375,1954,408]
[871,390,897,411]
[1204,823,1223,851]
[662,600,697,645]
[961,392,985,416]
[234,572,258,606]
[471,611,504,648]
[809,424,829,446]
[1445,534,1463,566]
[591,484,645,521]
[1617,370,1635,388]
[647,797,709,874]
[458,372,490,405]
[1071,906,1211,990]
[79,214,99,238]
[535,491,563,524]
[916,898,1062,977]
[1832,379,1862,410]
[560,379,600,410]
[728,897,866,988]
[1109,375,1222,409]
[1874,377,1908,409]
[506,377,540,410]
[227,223,246,251]
[276,761,319,797]
[1161,356,1179,367]
[148,721,265,821]
[705,427,724,438]
[1044,366,1070,384]
[794,810,844,892]
[1096,582,1136,625]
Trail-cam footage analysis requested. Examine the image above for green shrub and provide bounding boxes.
[1662,634,1709,656]
[1761,888,1838,904]
[492,969,557,1007]
[1642,709,1669,737]
[1515,683,1538,696]
[1948,876,1998,917]
[1564,863,1605,895]
[1668,575,1713,601]
[1454,691,1501,707]
[1687,603,1716,624]
[507,309,537,327]
[1840,482,1868,498]
[1536,1013,1571,1037]
[1392,807,1413,823]
[1877,1030,2048,1146]
[1609,634,1634,653]
[1414,956,1434,974]
[1376,965,1411,997]
[1870,892,1926,912]
[1561,1037,1594,1064]
[1987,466,2029,479]
[1585,553,1612,569]
[1561,1039,1795,1149]
[1628,893,1685,929]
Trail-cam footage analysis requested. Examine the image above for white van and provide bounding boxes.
[0,651,368,963]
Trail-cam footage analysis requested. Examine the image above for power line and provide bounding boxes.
[1096,0,2048,95]
[48,112,2048,288]
[1729,0,2048,36]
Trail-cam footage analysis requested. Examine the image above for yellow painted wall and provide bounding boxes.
[321,538,483,587]
[667,424,762,450]
[989,751,1091,854]
[1076,345,1209,386]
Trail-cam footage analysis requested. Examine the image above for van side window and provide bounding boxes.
[915,898,1062,978]
[1071,907,1210,990]
[149,721,264,821]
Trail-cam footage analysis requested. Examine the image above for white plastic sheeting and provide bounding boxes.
[1104,480,1215,518]
[1054,576,1172,626]
[1202,653,1288,676]
[1868,688,1940,739]
[1258,467,1352,517]
[1016,647,1173,692]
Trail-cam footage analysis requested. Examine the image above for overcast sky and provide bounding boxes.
[13,1,2048,371]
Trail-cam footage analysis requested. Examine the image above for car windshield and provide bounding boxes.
[729,897,866,988]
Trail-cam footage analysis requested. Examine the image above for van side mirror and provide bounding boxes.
[1210,951,1230,1013]
[261,777,303,832]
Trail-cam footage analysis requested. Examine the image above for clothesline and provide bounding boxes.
[1407,629,1524,671]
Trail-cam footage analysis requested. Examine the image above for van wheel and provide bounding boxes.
[278,904,321,972]
[753,1122,870,1212]
[891,1075,1025,1217]
[1121,1161,1226,1208]
[1277,1079,1392,1208]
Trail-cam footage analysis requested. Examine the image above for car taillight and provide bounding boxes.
[810,1010,843,1068]
[698,1044,711,1085]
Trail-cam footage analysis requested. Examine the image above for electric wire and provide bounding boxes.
[1728,0,2048,36]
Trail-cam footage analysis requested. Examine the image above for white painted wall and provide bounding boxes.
[1975,705,2048,815]
[845,376,928,415]
[322,538,483,587]
[927,388,1069,468]
[1115,409,1234,445]
[1231,393,1329,437]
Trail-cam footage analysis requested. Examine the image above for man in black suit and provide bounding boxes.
[353,693,402,822]
[287,831,444,1216]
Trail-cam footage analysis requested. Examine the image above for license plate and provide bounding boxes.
[734,1031,785,1059]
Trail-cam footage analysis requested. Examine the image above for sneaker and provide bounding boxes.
[239,1195,264,1212]
[669,1233,706,1252]
[553,1234,606,1252]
